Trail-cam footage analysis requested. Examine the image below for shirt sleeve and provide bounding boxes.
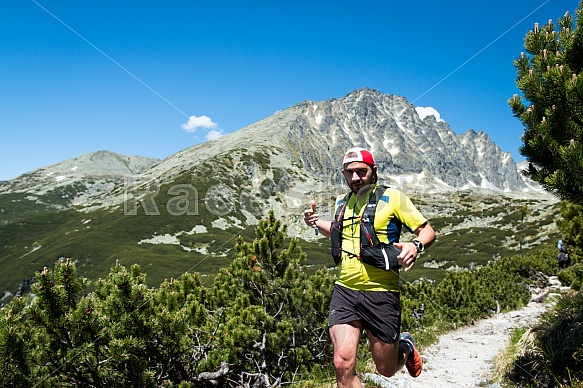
[393,189,427,232]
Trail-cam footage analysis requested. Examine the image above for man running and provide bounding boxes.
[304,147,435,387]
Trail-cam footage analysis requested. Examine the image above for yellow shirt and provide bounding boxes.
[335,185,427,292]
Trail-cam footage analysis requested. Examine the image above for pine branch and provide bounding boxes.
[194,362,230,382]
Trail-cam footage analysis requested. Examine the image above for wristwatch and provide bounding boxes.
[412,240,424,252]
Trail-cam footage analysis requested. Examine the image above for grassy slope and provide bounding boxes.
[0,167,561,299]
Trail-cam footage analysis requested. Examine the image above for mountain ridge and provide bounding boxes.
[2,88,540,199]
[0,150,159,193]
[0,88,551,226]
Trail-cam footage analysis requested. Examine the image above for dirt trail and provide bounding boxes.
[363,278,562,388]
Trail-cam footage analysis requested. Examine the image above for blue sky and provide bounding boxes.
[0,0,579,181]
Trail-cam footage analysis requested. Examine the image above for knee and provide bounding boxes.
[373,342,406,378]
[333,351,356,375]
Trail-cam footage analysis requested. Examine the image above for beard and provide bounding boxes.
[348,175,377,195]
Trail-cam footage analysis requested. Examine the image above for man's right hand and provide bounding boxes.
[303,200,332,238]
[304,200,318,228]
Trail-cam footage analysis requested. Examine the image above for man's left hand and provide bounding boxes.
[393,242,418,272]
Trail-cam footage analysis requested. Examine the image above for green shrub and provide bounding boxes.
[502,291,583,387]
[0,211,335,387]
[558,262,583,290]
[401,245,557,348]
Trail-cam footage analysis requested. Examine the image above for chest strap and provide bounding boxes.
[330,185,386,265]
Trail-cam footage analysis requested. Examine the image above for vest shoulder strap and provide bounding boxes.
[361,185,386,223]
[334,191,351,220]
[360,185,386,247]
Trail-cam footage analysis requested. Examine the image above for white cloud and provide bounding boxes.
[415,106,444,122]
[181,115,218,132]
[206,129,223,141]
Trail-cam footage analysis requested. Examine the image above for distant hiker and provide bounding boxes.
[557,244,571,271]
[303,147,436,387]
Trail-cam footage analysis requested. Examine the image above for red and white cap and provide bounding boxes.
[342,147,375,167]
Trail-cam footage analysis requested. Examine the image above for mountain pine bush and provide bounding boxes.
[558,263,583,290]
[0,297,30,387]
[400,249,556,346]
[0,211,335,387]
[509,0,583,204]
[207,211,334,386]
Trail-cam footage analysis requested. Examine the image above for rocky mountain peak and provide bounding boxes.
[263,88,532,194]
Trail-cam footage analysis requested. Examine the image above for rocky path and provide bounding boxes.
[363,278,563,388]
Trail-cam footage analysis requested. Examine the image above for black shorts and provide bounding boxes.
[328,283,401,344]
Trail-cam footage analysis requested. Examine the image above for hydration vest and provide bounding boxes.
[330,185,401,271]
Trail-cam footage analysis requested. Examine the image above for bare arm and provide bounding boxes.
[412,222,436,250]
[393,222,436,272]
[303,201,332,238]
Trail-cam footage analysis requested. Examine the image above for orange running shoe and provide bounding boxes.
[400,332,422,377]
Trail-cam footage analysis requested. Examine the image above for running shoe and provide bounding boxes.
[400,332,422,377]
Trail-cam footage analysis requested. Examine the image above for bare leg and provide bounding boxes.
[367,331,410,377]
[329,321,363,388]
